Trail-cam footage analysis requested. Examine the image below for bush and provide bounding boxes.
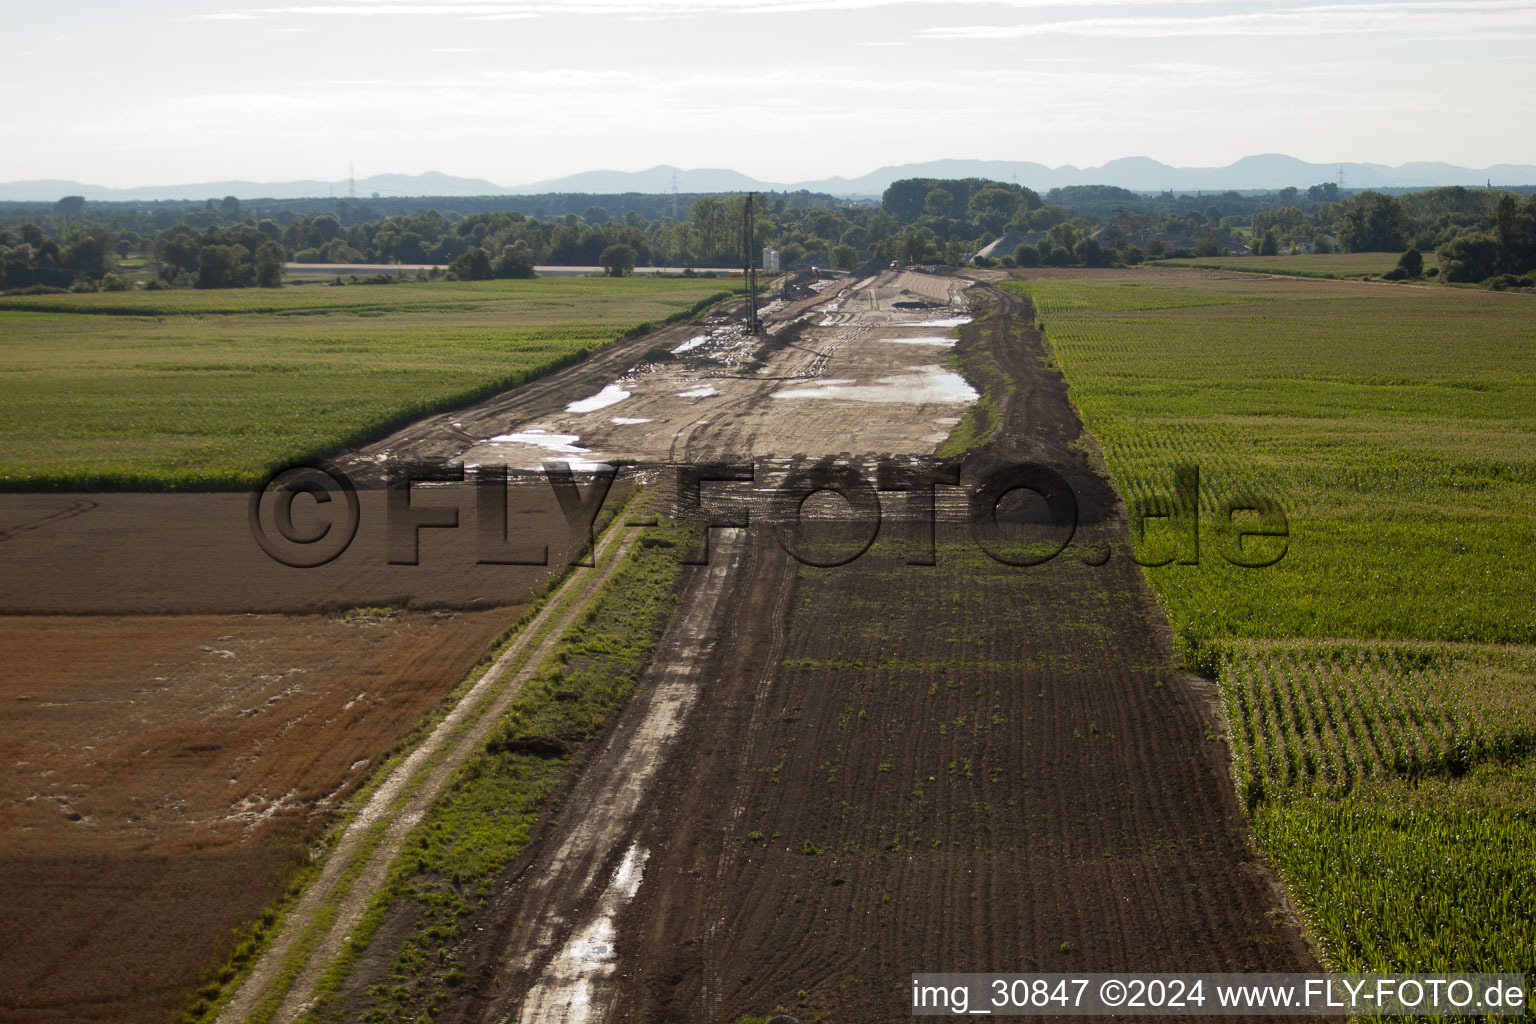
[1013,243,1041,268]
[1397,247,1424,277]
[599,243,636,278]
[1381,267,1408,281]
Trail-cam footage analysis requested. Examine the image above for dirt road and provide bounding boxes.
[354,275,1318,1023]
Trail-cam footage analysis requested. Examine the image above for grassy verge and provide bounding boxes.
[1006,272,1536,974]
[177,491,638,1023]
[0,279,736,491]
[935,301,1005,457]
[295,514,694,1023]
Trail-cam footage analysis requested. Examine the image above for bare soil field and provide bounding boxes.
[0,608,518,1023]
[0,479,602,616]
[310,276,1316,1024]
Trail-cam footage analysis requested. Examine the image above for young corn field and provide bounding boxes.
[1008,273,1536,975]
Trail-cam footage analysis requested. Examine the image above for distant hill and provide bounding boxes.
[4,156,1533,202]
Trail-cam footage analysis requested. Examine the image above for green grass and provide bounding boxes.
[1006,273,1536,974]
[0,278,735,490]
[1154,252,1404,279]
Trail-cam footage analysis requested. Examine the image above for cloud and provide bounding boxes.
[192,0,1251,20]
[922,1,1536,40]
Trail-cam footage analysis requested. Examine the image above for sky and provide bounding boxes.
[4,0,1534,188]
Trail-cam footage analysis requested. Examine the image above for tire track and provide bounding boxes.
[216,516,646,1024]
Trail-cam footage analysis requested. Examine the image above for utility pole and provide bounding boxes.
[743,192,759,334]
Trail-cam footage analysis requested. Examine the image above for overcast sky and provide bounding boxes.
[5,0,1533,188]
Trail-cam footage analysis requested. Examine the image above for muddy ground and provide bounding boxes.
[0,608,518,1023]
[316,275,1316,1024]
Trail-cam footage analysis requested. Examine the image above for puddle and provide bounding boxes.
[879,335,956,347]
[610,417,651,425]
[672,334,707,355]
[518,843,650,1024]
[771,366,978,405]
[486,430,589,454]
[468,430,610,470]
[901,316,972,328]
[922,432,950,443]
[566,384,631,414]
[677,385,719,398]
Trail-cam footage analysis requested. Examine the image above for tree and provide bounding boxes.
[450,246,494,281]
[583,205,610,224]
[1337,192,1404,252]
[1013,242,1042,268]
[1258,230,1279,256]
[254,241,286,288]
[196,244,251,288]
[830,243,858,270]
[902,228,932,265]
[1074,237,1107,268]
[1437,233,1499,282]
[63,228,115,280]
[1397,247,1423,278]
[493,241,537,279]
[923,188,953,222]
[600,243,636,277]
[966,187,1021,237]
[1307,182,1340,202]
[55,195,86,218]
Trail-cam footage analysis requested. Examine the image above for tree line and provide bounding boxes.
[2,180,1532,292]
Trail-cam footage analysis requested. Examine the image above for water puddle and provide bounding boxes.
[566,384,631,414]
[771,365,978,405]
[879,335,956,347]
[677,385,719,398]
[901,316,972,328]
[671,334,707,355]
[486,430,588,454]
[610,417,651,425]
[467,430,610,470]
[518,843,650,1024]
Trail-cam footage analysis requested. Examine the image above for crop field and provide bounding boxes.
[1007,269,1536,973]
[1155,252,1402,278]
[0,278,733,490]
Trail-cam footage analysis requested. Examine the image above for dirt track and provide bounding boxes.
[386,276,1317,1023]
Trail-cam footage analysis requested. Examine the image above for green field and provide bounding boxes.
[1155,252,1402,278]
[0,278,734,490]
[1007,273,1536,973]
